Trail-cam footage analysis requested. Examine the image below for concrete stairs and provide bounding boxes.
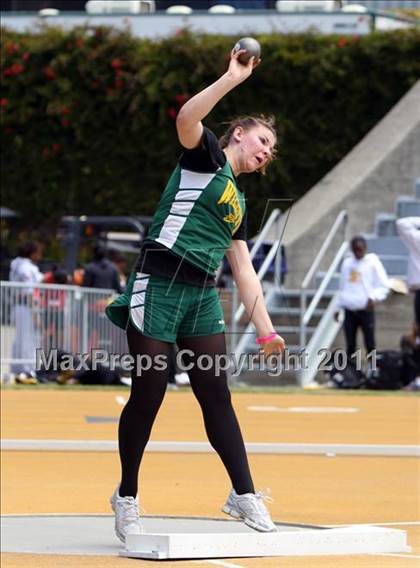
[230,287,334,386]
[366,178,419,277]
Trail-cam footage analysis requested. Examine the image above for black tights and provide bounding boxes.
[118,324,254,498]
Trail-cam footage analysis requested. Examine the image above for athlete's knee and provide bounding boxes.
[193,380,232,407]
[127,388,166,417]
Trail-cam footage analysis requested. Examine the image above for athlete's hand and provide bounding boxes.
[226,49,260,84]
[259,334,286,358]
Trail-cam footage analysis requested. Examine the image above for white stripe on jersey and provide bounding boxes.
[175,190,202,201]
[156,171,210,248]
[170,201,196,216]
[179,169,216,189]
[132,275,149,294]
[156,215,188,249]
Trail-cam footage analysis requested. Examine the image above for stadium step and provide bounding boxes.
[269,306,325,317]
[396,196,420,218]
[380,255,408,276]
[364,235,408,256]
[315,272,340,291]
[375,213,397,237]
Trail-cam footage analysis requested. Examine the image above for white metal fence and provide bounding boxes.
[0,281,127,377]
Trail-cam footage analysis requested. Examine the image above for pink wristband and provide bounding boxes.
[256,332,277,345]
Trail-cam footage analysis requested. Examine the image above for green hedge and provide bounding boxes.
[1,26,420,236]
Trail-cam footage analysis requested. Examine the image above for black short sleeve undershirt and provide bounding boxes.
[179,127,226,172]
[232,210,247,241]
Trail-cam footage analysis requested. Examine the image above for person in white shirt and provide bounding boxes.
[396,216,420,326]
[9,241,44,377]
[335,236,390,359]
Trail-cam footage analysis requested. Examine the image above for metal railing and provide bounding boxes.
[299,210,348,348]
[0,281,126,377]
[298,210,349,386]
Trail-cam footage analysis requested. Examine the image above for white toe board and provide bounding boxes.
[122,525,410,560]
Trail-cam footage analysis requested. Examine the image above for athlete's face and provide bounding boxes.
[234,124,276,174]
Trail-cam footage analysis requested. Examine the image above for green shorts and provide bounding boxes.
[105,272,225,343]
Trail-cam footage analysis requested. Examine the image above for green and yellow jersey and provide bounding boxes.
[136,127,247,286]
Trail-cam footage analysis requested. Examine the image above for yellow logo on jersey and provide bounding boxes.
[217,180,242,234]
[349,270,360,283]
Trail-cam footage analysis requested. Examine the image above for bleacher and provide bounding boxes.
[365,178,420,278]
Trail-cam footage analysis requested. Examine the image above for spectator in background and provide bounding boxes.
[72,267,85,286]
[43,265,69,285]
[42,266,69,350]
[401,323,420,391]
[109,251,128,293]
[83,244,122,293]
[335,235,390,360]
[9,241,44,381]
[9,241,43,284]
[396,217,420,326]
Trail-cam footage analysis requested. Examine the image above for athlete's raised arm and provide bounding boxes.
[176,49,259,150]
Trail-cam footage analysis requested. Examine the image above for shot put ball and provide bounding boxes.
[233,37,261,65]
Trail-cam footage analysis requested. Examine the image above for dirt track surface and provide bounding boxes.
[1,389,419,568]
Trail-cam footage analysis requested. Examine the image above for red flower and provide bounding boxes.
[337,38,348,48]
[114,79,123,89]
[111,58,123,69]
[61,118,70,127]
[4,127,13,135]
[61,106,71,115]
[76,38,84,49]
[167,107,178,120]
[0,98,8,107]
[42,147,50,157]
[22,52,30,61]
[106,87,114,96]
[52,143,61,153]
[4,63,24,76]
[6,42,19,56]
[43,66,56,80]
[175,94,188,106]
[115,68,123,77]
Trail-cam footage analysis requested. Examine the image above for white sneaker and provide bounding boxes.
[175,372,190,386]
[222,488,277,532]
[110,486,142,542]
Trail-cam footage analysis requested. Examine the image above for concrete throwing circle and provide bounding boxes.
[1,515,319,556]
